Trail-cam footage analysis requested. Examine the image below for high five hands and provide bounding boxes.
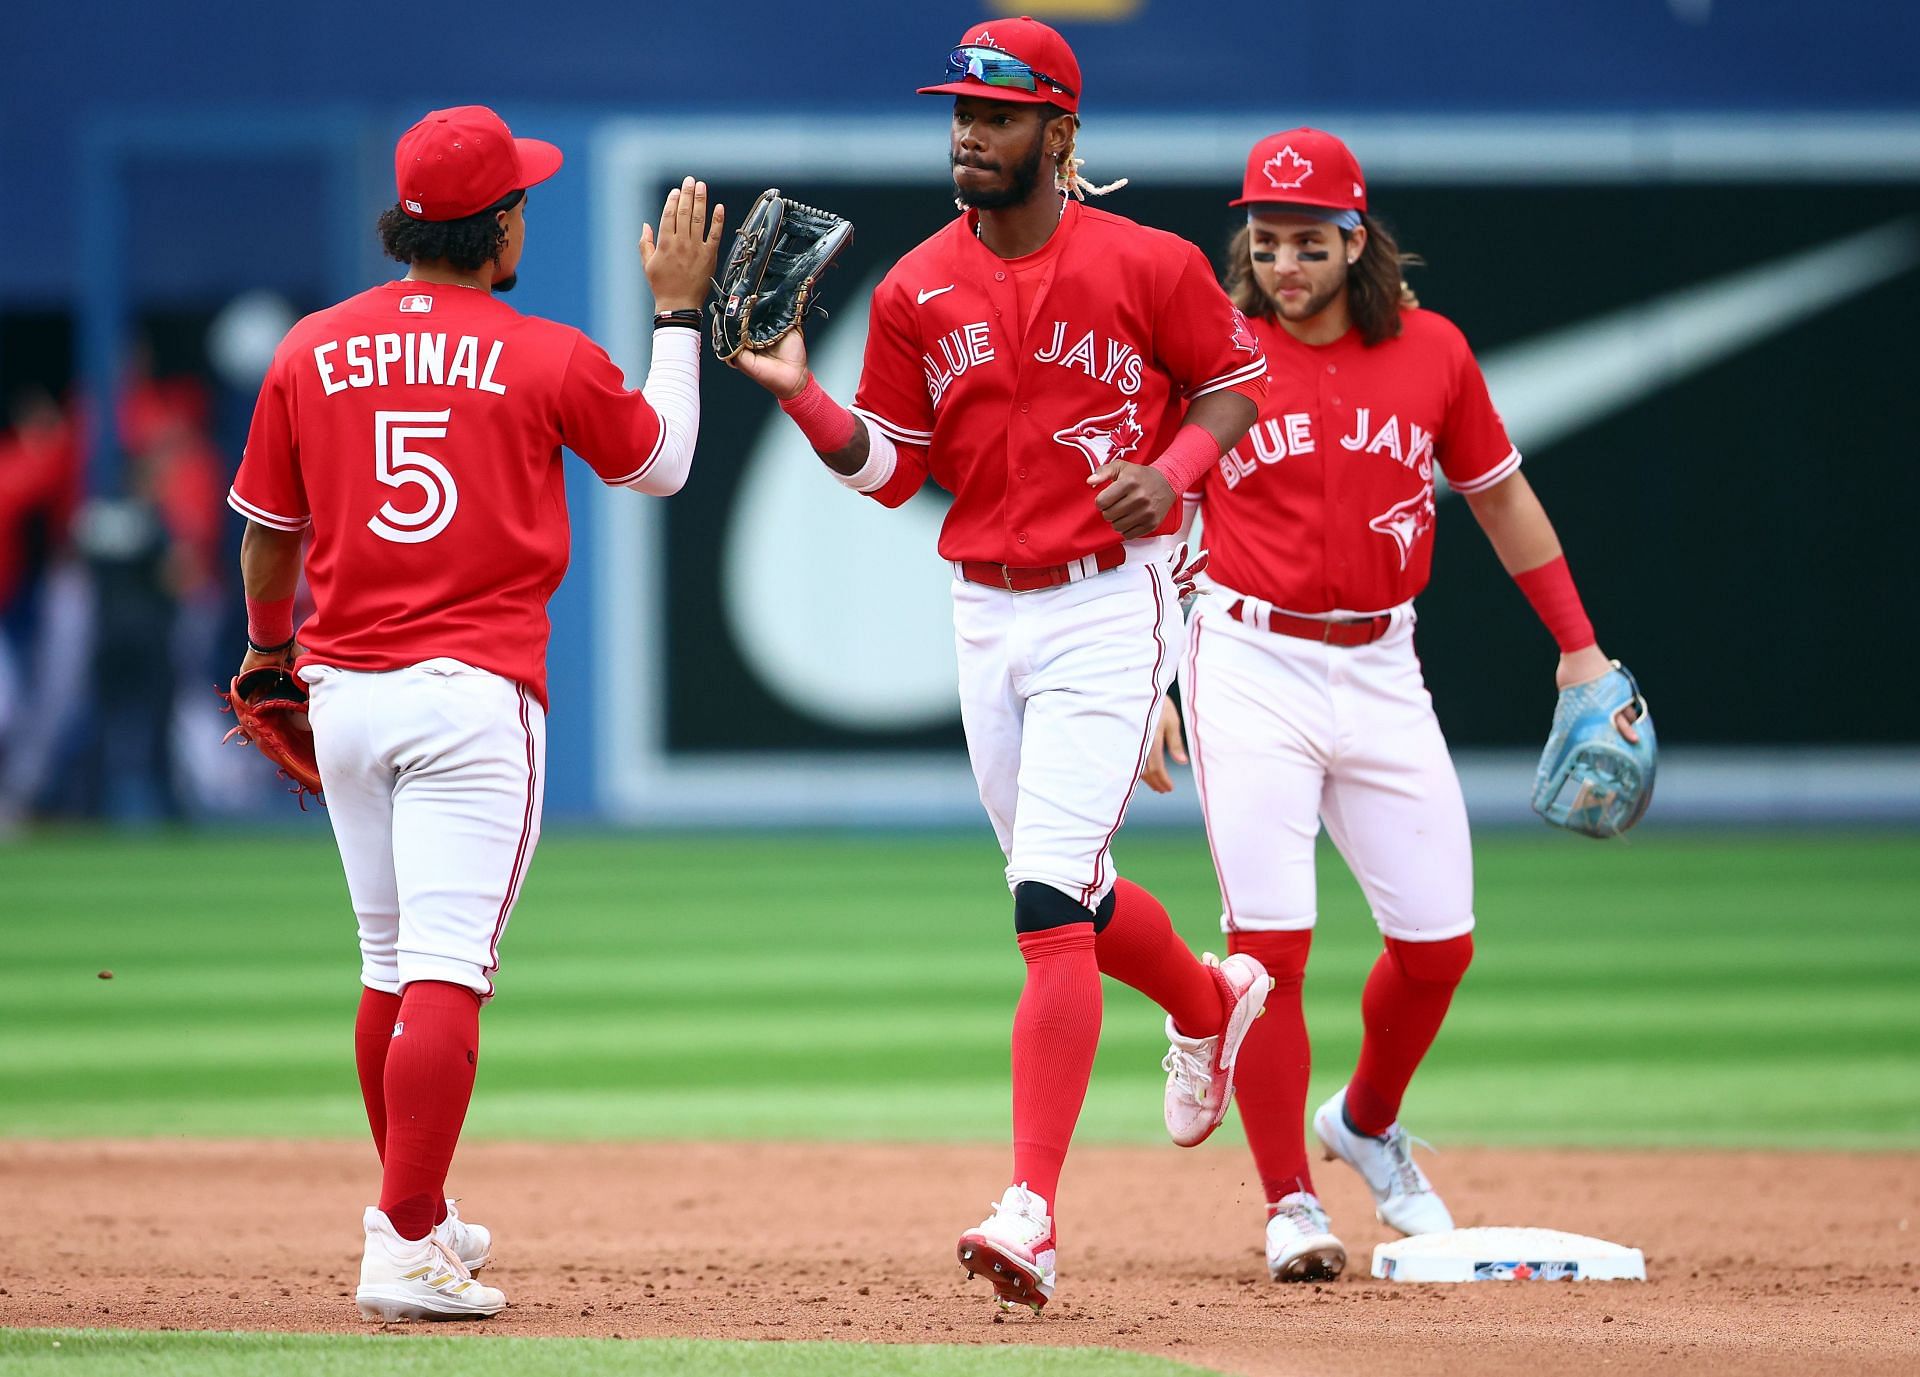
[640,177,725,313]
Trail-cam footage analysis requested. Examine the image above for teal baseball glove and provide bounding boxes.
[1531,663,1655,838]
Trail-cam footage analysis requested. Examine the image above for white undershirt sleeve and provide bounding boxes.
[834,416,900,494]
[627,326,701,495]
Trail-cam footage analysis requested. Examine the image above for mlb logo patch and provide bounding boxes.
[404,199,424,215]
[400,294,433,314]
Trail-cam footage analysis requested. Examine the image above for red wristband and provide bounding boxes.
[245,594,295,649]
[1150,424,1221,495]
[1513,555,1596,654]
[777,374,858,454]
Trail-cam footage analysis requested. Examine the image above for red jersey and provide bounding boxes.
[229,280,665,708]
[1197,308,1519,614]
[852,201,1267,566]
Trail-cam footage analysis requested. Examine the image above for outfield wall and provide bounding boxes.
[10,3,1920,824]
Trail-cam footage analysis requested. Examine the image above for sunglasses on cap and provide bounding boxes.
[944,45,1078,101]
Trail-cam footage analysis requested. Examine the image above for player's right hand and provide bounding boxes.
[641,176,725,313]
[1140,698,1188,794]
[726,328,811,400]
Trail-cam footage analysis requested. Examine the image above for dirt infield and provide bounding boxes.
[1,1140,1914,1375]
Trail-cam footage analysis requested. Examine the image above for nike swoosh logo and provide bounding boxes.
[729,221,1920,726]
[917,285,956,304]
[1468,218,1919,476]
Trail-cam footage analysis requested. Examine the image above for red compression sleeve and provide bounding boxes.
[1513,555,1596,653]
[778,374,858,453]
[1149,424,1220,495]
[246,595,294,647]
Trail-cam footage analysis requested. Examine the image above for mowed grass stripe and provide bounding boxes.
[1,829,1915,1147]
[0,1329,1210,1376]
[6,980,1916,1085]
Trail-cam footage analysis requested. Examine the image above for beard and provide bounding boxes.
[493,273,517,293]
[1272,267,1345,322]
[952,134,1047,210]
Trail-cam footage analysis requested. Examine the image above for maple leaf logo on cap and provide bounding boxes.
[1263,146,1313,190]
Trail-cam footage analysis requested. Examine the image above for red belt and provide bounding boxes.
[956,545,1127,593]
[1226,599,1393,646]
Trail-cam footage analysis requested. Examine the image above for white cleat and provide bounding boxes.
[1265,1191,1347,1282]
[1312,1087,1455,1237]
[1162,952,1273,1147]
[355,1206,506,1322]
[956,1183,1057,1313]
[434,1198,491,1273]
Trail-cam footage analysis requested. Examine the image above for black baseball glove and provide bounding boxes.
[709,189,853,361]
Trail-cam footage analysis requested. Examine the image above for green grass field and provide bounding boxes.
[2,826,1916,1148]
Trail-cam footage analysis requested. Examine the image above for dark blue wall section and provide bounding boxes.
[7,1,1919,299]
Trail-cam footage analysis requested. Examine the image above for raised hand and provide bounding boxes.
[641,177,725,313]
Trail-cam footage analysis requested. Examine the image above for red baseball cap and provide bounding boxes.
[394,105,563,222]
[917,16,1082,115]
[1230,128,1368,214]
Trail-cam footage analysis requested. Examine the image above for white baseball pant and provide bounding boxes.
[300,658,545,998]
[1179,597,1474,942]
[953,543,1182,909]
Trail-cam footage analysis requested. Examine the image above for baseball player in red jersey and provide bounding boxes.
[728,18,1274,1312]
[228,106,722,1320]
[1143,128,1643,1281]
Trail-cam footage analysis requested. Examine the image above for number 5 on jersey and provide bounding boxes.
[370,409,457,544]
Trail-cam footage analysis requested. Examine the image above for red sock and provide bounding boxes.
[1226,930,1316,1206]
[1094,878,1224,1039]
[378,981,482,1240]
[1010,924,1102,1209]
[1346,934,1475,1137]
[353,988,403,1163]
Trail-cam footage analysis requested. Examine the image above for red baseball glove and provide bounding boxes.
[223,666,323,803]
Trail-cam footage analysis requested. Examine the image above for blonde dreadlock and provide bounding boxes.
[1056,119,1127,199]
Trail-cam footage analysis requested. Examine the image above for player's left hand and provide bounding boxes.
[1556,644,1641,743]
[1140,697,1188,794]
[236,640,298,680]
[641,176,725,313]
[1088,461,1175,539]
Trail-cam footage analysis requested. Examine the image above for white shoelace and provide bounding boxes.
[985,1193,1048,1246]
[1272,1198,1331,1234]
[428,1235,474,1281]
[1382,1128,1437,1196]
[1161,1039,1216,1103]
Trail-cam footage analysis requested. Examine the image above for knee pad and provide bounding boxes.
[1386,933,1474,987]
[1228,928,1313,988]
[1013,881,1098,934]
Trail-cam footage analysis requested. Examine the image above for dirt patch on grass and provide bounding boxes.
[0,1140,1913,1374]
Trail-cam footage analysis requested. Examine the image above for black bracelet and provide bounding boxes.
[653,309,703,331]
[246,634,295,656]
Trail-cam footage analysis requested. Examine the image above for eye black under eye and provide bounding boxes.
[1298,250,1331,262]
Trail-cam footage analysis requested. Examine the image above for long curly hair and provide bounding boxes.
[1223,213,1421,346]
[376,189,524,272]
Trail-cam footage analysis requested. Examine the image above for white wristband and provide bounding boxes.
[834,415,899,494]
